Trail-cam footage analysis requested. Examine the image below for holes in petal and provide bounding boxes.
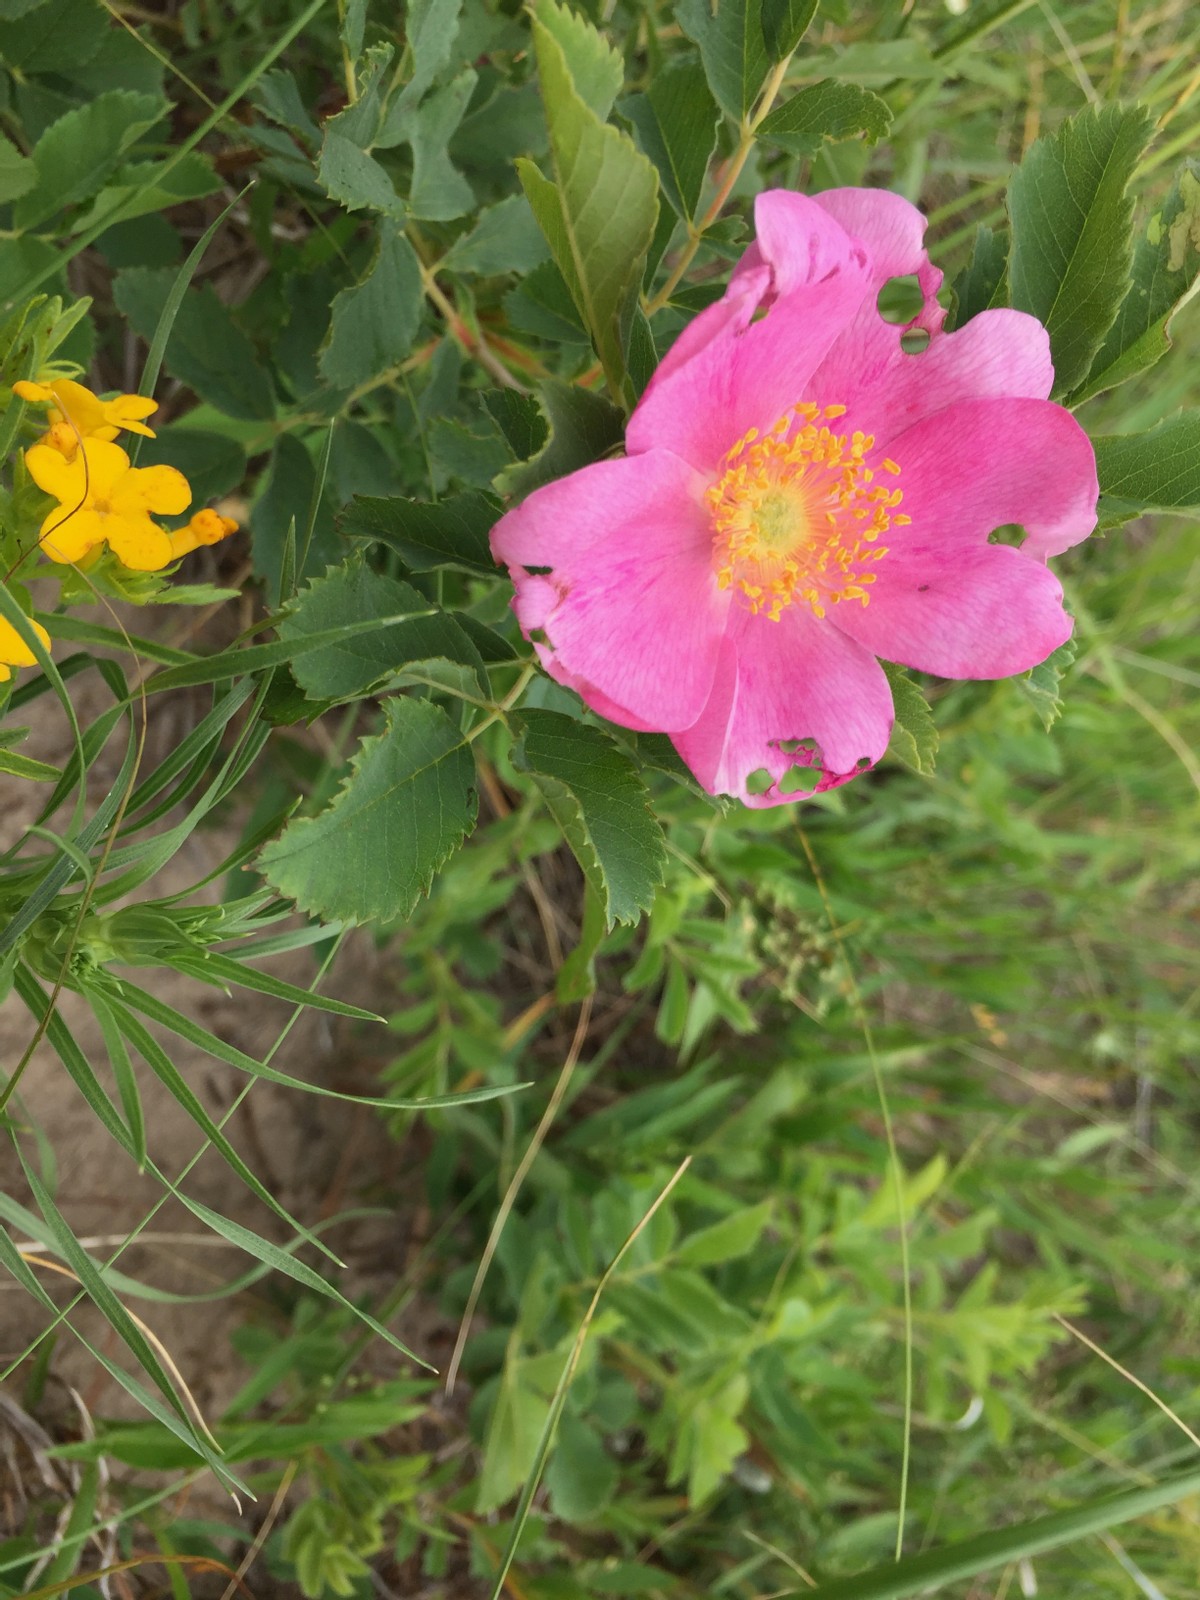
[876,274,925,325]
[900,327,931,354]
[746,767,775,795]
[987,523,1027,547]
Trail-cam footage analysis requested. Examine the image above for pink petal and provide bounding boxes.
[492,449,728,731]
[808,308,1054,448]
[831,542,1074,679]
[673,609,895,807]
[811,187,944,308]
[881,397,1099,560]
[629,200,873,472]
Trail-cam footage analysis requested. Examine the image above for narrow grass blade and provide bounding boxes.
[791,1470,1200,1598]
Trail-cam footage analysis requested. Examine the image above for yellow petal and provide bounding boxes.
[106,513,174,572]
[40,506,106,563]
[168,527,201,559]
[0,662,10,682]
[102,395,158,438]
[43,422,81,458]
[13,380,53,404]
[78,438,134,502]
[187,508,238,545]
[115,462,192,518]
[0,615,50,666]
[48,379,107,436]
[26,442,86,503]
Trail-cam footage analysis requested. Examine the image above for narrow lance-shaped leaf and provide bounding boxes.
[777,1469,1200,1600]
[512,710,667,927]
[1008,104,1154,397]
[1074,160,1200,404]
[519,2,659,406]
[260,696,479,925]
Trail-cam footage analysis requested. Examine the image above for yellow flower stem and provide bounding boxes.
[644,53,795,319]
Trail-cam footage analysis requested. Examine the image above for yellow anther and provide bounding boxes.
[707,400,905,621]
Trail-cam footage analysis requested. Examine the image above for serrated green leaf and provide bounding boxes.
[948,223,1008,331]
[319,222,423,387]
[883,664,939,775]
[545,1413,618,1523]
[756,79,892,157]
[521,12,659,406]
[512,710,666,927]
[340,0,367,61]
[252,68,321,149]
[393,0,463,114]
[494,379,625,499]
[1016,638,1076,731]
[279,557,486,700]
[485,388,550,460]
[317,131,405,216]
[1008,104,1155,397]
[16,90,165,230]
[1074,160,1200,404]
[1095,409,1200,521]
[135,428,246,507]
[622,59,720,223]
[339,489,499,573]
[407,69,477,220]
[0,0,107,72]
[443,195,551,276]
[760,0,818,61]
[260,697,478,925]
[503,258,590,343]
[113,267,275,420]
[0,131,36,204]
[677,0,770,122]
[533,0,624,121]
[76,152,221,231]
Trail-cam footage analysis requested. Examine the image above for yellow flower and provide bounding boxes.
[168,508,239,561]
[0,613,51,682]
[14,379,157,458]
[26,438,191,571]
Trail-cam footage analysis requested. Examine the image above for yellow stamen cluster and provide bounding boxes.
[707,401,911,622]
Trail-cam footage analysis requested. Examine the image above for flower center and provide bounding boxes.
[707,402,910,622]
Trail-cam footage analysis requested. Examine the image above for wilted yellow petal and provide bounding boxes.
[187,508,238,545]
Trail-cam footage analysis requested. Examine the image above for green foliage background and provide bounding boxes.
[1,0,1199,1596]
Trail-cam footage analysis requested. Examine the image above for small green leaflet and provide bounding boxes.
[676,0,770,123]
[16,90,166,230]
[1017,639,1076,731]
[512,710,667,927]
[279,558,487,701]
[339,489,499,573]
[948,224,1008,331]
[533,0,623,120]
[1008,104,1155,398]
[260,697,479,925]
[622,59,720,223]
[319,222,423,388]
[760,0,818,61]
[520,1,659,407]
[1074,160,1200,404]
[883,664,939,775]
[1095,409,1200,522]
[493,380,625,500]
[755,80,892,158]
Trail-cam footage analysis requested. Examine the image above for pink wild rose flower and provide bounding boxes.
[490,188,1099,806]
